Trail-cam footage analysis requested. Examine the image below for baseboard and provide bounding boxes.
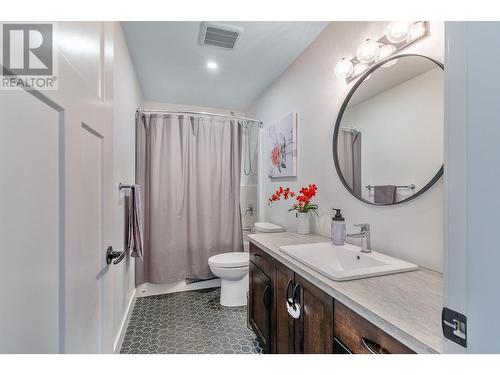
[136,278,221,297]
[113,289,137,354]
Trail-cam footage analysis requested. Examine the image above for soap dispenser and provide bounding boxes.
[331,208,346,246]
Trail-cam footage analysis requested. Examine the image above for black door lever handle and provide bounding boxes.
[106,246,125,265]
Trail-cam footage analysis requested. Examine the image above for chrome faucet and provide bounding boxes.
[245,204,254,216]
[347,223,371,253]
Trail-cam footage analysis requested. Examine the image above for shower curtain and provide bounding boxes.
[337,130,362,196]
[135,113,243,285]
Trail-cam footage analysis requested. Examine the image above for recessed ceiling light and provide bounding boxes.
[206,61,218,71]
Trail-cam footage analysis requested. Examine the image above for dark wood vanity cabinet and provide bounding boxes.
[248,242,414,354]
[248,261,272,353]
[333,300,414,354]
[249,243,333,354]
[273,261,295,353]
[294,274,334,354]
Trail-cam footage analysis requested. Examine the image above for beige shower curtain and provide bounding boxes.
[338,130,362,196]
[135,113,243,285]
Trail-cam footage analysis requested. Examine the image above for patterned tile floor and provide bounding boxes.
[120,288,263,354]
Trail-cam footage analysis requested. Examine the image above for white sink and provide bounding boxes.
[279,242,418,281]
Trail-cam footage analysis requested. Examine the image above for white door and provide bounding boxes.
[444,21,500,353]
[0,89,61,353]
[0,21,115,353]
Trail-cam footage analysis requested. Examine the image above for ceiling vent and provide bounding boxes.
[199,22,242,50]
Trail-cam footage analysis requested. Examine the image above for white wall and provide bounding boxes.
[343,67,444,202]
[111,23,144,351]
[247,21,444,271]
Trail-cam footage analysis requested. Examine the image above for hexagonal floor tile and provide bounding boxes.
[119,287,263,354]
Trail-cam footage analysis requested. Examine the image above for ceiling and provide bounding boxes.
[121,22,328,110]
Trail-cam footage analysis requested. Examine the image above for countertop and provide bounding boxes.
[248,232,443,354]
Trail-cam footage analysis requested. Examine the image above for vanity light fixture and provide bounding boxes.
[386,21,411,43]
[356,39,380,64]
[334,21,429,84]
[334,57,354,78]
[378,44,397,67]
[353,63,370,80]
[407,21,427,42]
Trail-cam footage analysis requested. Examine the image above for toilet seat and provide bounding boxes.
[208,252,249,268]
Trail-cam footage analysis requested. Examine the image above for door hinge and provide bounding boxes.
[442,307,467,348]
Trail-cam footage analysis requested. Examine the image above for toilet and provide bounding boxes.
[209,222,284,307]
[209,252,249,307]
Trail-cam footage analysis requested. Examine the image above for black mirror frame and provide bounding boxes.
[332,53,444,206]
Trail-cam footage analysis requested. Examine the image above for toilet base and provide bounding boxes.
[220,273,249,307]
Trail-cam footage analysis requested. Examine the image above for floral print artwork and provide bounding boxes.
[268,112,297,178]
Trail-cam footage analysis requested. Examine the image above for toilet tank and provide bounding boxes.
[242,222,285,252]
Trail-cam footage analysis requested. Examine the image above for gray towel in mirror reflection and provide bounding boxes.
[374,185,396,204]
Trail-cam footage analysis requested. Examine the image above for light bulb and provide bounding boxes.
[353,63,371,80]
[356,39,380,64]
[407,22,426,42]
[378,44,397,67]
[334,58,354,78]
[206,60,218,70]
[386,21,411,43]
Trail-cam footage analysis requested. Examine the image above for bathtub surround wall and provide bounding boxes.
[241,123,260,186]
[247,22,444,271]
[241,122,260,230]
[241,185,258,229]
[111,23,144,352]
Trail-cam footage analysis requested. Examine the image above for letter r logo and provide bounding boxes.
[2,24,53,76]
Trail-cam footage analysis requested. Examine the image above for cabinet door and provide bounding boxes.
[294,274,334,354]
[273,262,295,353]
[333,300,414,354]
[248,261,272,353]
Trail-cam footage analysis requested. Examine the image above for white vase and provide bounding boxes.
[296,212,310,235]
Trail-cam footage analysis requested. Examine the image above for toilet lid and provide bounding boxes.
[255,221,285,233]
[208,252,249,268]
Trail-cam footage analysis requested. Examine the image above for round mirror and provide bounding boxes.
[333,54,444,205]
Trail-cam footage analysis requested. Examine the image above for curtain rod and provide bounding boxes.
[339,127,359,134]
[136,108,263,128]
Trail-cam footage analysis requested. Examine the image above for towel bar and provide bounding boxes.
[119,183,133,191]
[365,184,415,190]
[119,183,141,191]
